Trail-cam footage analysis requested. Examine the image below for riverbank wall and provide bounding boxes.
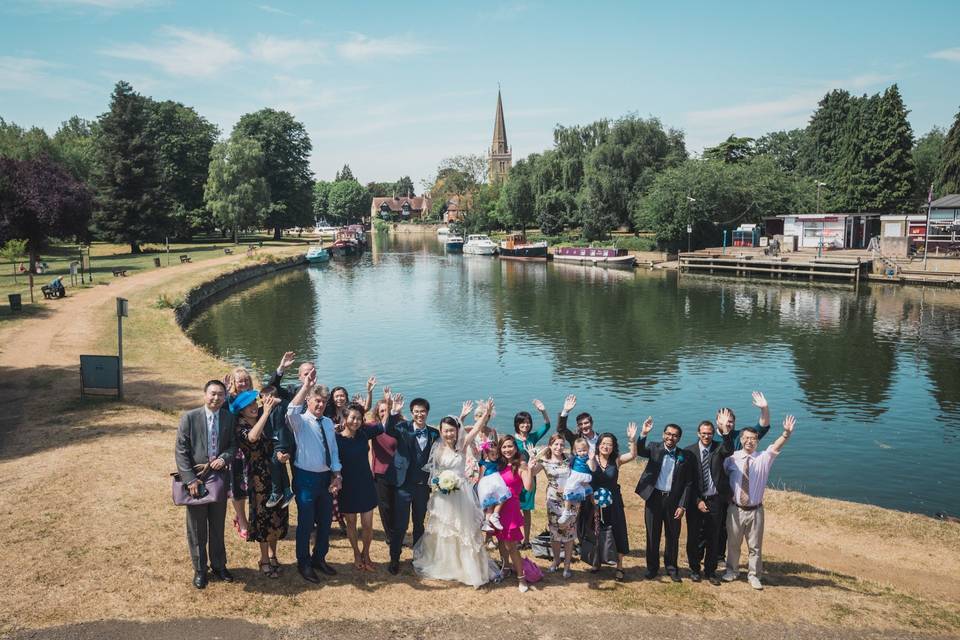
[173,254,306,328]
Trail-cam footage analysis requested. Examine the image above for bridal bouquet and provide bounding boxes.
[433,470,462,494]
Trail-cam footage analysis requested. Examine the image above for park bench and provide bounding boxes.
[179,255,192,264]
[224,248,233,255]
[112,267,127,277]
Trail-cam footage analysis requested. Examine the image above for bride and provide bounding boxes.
[403,395,499,587]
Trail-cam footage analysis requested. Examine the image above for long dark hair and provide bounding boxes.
[324,386,349,420]
[596,432,620,464]
[497,434,523,474]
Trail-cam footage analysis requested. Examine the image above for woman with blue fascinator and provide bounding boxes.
[231,389,289,578]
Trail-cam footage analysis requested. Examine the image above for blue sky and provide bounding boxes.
[1,0,958,187]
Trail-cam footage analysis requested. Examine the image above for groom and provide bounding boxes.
[383,393,440,575]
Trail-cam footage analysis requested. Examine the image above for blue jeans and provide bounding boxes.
[292,466,333,567]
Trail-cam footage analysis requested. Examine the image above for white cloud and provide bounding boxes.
[928,47,960,62]
[100,26,243,78]
[0,55,97,99]
[336,33,436,62]
[256,4,294,17]
[250,34,327,66]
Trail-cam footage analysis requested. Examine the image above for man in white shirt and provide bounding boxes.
[286,369,342,583]
[722,415,796,590]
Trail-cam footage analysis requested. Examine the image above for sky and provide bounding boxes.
[1,0,959,187]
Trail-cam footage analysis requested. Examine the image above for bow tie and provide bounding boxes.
[414,428,427,437]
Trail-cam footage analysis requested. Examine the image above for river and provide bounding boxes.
[188,232,960,515]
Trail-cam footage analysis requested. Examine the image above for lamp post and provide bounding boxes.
[686,196,696,253]
[815,181,828,257]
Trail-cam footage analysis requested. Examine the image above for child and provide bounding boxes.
[559,438,593,525]
[477,440,512,531]
[262,386,295,509]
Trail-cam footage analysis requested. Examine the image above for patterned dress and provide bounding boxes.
[541,457,577,543]
[237,417,289,543]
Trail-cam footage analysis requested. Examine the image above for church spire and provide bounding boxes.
[489,88,512,184]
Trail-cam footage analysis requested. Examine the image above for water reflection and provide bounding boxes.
[187,234,960,513]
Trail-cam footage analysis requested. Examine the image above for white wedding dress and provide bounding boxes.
[412,441,498,587]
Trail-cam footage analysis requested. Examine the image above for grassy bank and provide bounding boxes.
[0,244,958,637]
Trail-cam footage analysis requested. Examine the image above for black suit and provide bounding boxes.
[635,436,694,575]
[384,413,441,563]
[684,433,733,578]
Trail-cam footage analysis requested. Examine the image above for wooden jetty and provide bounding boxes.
[679,252,869,285]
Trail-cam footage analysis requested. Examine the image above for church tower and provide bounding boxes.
[489,89,511,184]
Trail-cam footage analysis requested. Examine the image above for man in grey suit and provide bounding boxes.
[175,379,237,589]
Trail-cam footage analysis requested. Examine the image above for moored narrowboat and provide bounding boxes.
[552,246,636,268]
[498,233,548,261]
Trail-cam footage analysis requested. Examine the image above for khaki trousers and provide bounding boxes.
[726,504,764,578]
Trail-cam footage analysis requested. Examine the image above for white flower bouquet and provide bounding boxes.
[433,469,462,494]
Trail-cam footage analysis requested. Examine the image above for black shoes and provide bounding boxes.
[667,567,681,583]
[193,570,208,589]
[708,574,722,586]
[690,571,702,582]
[643,570,658,580]
[388,561,400,575]
[298,564,320,583]
[311,559,337,576]
[209,567,234,582]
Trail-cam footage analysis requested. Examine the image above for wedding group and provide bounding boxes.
[173,351,796,592]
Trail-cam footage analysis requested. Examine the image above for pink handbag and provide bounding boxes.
[522,557,544,583]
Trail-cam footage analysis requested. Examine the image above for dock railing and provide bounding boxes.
[678,252,865,284]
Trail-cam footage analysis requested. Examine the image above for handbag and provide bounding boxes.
[521,557,543,583]
[171,466,227,506]
[580,508,617,568]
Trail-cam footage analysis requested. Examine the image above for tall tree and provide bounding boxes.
[204,134,270,244]
[498,158,535,231]
[703,134,756,163]
[335,164,355,182]
[148,100,219,238]
[394,175,415,197]
[912,127,945,205]
[313,180,332,221]
[867,84,915,213]
[233,109,313,239]
[92,81,170,253]
[755,129,807,173]
[938,107,960,196]
[51,116,97,183]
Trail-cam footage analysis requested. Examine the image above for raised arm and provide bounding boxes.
[618,421,639,464]
[463,399,492,450]
[636,416,654,458]
[753,391,771,429]
[245,395,279,443]
[384,392,406,438]
[767,415,795,454]
[363,375,376,412]
[458,399,474,426]
[528,399,552,445]
[286,368,316,432]
[556,394,577,446]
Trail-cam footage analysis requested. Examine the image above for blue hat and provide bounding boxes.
[230,390,259,415]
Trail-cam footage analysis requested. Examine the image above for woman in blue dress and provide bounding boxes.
[336,402,384,572]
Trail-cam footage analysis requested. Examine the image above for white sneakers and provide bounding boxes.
[557,509,574,526]
[722,570,738,582]
[487,512,504,530]
[748,575,763,590]
[481,520,494,533]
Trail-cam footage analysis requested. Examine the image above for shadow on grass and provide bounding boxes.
[0,302,53,324]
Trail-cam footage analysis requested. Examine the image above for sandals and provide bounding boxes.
[615,569,625,582]
[269,557,281,575]
[259,561,279,579]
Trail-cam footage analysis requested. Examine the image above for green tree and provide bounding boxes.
[313,180,332,221]
[801,89,855,187]
[92,81,170,253]
[335,164,355,182]
[867,84,915,213]
[148,100,219,238]
[703,134,756,163]
[535,188,573,236]
[0,118,55,160]
[327,179,369,224]
[365,181,393,198]
[394,175,415,197]
[233,109,313,239]
[938,107,960,196]
[204,134,270,244]
[498,159,535,231]
[755,129,807,173]
[913,127,945,204]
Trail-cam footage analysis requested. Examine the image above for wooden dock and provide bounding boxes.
[679,252,868,284]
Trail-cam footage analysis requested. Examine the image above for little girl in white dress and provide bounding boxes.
[559,438,593,525]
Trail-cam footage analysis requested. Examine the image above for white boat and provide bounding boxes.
[463,234,498,255]
[437,226,450,237]
[445,235,464,253]
[314,221,338,239]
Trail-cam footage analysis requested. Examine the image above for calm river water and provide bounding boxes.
[188,233,960,515]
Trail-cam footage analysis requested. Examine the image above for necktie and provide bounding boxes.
[208,412,219,461]
[739,456,752,506]
[666,448,677,459]
[317,417,332,468]
[701,448,711,492]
